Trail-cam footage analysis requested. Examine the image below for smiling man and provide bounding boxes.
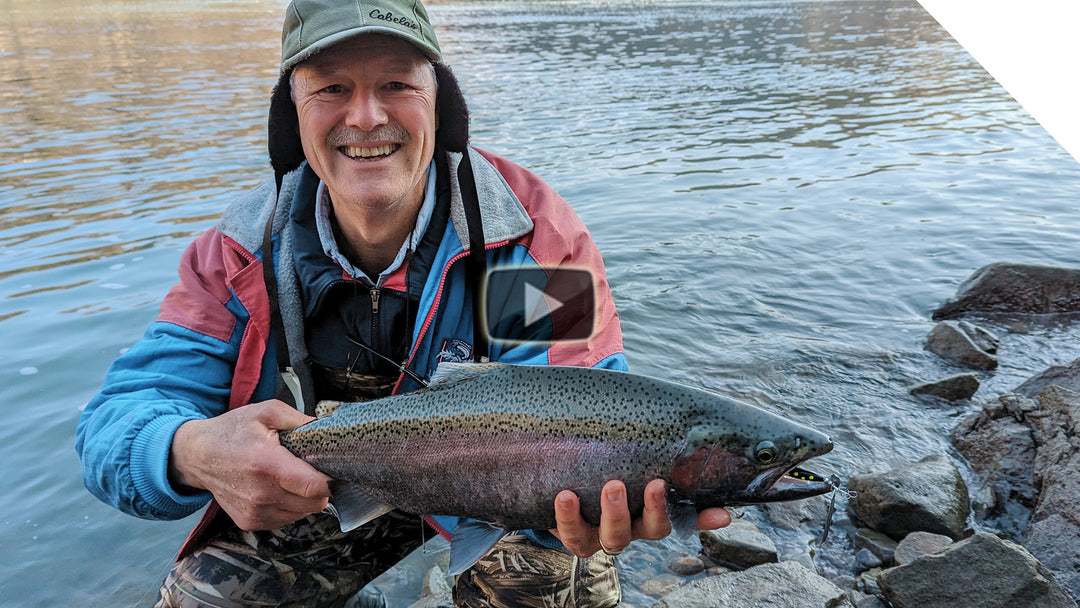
[76,0,728,606]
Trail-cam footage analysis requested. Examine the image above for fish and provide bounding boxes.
[278,362,835,574]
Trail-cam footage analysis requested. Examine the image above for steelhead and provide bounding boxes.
[279,362,834,574]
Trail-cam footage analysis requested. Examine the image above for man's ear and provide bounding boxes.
[434,63,470,153]
[268,72,306,175]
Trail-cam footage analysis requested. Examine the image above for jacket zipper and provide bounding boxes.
[369,287,381,354]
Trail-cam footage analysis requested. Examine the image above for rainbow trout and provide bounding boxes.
[279,362,834,574]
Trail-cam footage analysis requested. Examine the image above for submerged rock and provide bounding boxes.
[847,454,970,541]
[699,519,778,569]
[909,373,980,401]
[924,320,998,370]
[879,531,1076,608]
[932,262,1080,320]
[651,561,853,608]
[854,528,898,566]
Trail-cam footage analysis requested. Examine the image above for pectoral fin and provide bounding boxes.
[448,520,508,576]
[668,499,698,540]
[327,481,395,532]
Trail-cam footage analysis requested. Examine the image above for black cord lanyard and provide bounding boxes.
[457,150,489,363]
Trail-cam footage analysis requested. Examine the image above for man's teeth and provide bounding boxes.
[342,144,398,158]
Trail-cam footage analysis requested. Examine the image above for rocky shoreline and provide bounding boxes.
[375,263,1080,608]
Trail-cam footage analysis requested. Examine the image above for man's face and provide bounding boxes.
[291,35,437,216]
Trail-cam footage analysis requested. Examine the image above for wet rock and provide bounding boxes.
[854,528,898,566]
[848,590,887,608]
[893,531,953,566]
[1023,386,1080,598]
[909,373,980,400]
[953,382,1080,599]
[699,519,778,569]
[854,548,882,573]
[858,567,884,596]
[931,262,1080,320]
[879,531,1077,608]
[1016,357,1080,398]
[651,561,853,608]
[847,454,970,541]
[950,394,1038,525]
[667,553,706,576]
[925,320,998,369]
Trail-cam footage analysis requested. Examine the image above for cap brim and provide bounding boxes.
[281,25,441,73]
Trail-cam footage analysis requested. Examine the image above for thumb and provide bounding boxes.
[253,399,316,432]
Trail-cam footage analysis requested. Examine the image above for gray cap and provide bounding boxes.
[280,0,442,73]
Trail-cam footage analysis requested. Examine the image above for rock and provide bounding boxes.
[1016,357,1080,398]
[667,554,706,576]
[932,262,1080,320]
[651,561,853,608]
[858,567,885,596]
[950,395,1039,522]
[847,454,970,541]
[893,531,953,565]
[959,320,999,353]
[1023,386,1080,599]
[909,373,980,400]
[761,494,830,530]
[854,548,882,573]
[854,528,898,566]
[925,320,998,369]
[879,531,1077,608]
[405,565,453,608]
[640,573,684,597]
[699,519,778,568]
[848,590,887,608]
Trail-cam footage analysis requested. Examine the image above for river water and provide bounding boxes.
[2,0,1079,606]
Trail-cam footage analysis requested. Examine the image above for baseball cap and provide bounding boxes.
[280,0,442,73]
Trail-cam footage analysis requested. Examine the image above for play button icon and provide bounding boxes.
[485,266,596,343]
[523,282,564,327]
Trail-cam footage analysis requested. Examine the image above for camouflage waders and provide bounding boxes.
[154,515,620,608]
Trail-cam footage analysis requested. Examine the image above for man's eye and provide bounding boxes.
[322,84,345,94]
[386,81,408,92]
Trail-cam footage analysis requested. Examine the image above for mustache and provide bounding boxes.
[326,125,410,148]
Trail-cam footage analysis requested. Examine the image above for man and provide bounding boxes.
[76,0,729,606]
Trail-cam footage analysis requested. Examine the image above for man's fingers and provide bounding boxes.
[632,478,673,540]
[696,507,732,531]
[552,490,599,557]
[597,480,632,554]
[257,400,317,432]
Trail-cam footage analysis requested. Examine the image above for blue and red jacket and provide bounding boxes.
[76,148,627,555]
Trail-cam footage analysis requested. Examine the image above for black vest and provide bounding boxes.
[290,159,451,403]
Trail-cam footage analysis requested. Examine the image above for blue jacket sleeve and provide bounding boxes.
[75,320,242,520]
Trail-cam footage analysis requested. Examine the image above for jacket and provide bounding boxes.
[76,148,627,553]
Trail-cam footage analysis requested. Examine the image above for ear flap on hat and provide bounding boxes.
[268,71,306,177]
[433,63,470,153]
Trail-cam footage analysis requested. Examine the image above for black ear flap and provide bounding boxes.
[433,63,470,153]
[268,72,306,175]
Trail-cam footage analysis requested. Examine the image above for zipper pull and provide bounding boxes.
[370,287,380,314]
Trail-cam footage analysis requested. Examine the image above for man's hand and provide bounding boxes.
[550,479,731,558]
[169,400,332,531]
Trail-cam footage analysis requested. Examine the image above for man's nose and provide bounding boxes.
[344,89,388,131]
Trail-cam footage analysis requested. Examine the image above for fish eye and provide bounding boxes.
[755,441,777,464]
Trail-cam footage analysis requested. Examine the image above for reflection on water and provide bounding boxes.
[3,1,1080,606]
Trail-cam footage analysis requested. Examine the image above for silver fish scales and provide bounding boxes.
[279,362,834,574]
